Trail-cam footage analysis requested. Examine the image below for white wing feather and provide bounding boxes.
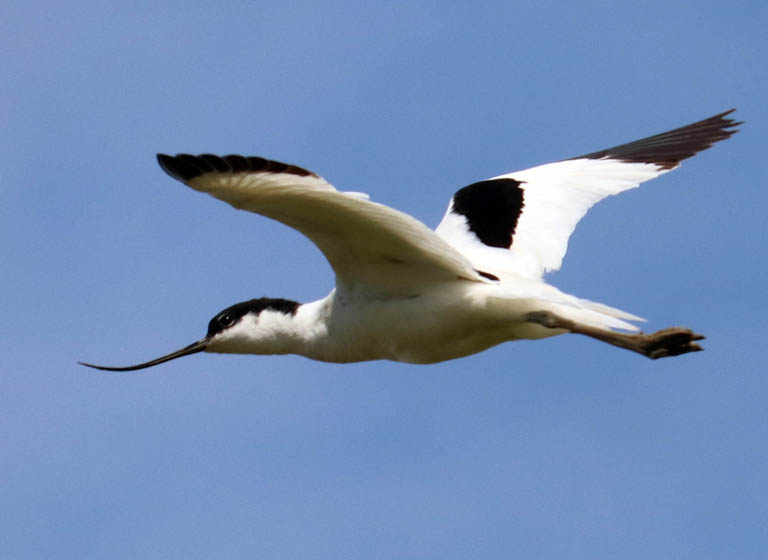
[158,155,482,297]
[490,158,664,278]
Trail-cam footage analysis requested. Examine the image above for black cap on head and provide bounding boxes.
[207,297,300,337]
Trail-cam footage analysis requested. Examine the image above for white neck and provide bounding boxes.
[278,297,335,358]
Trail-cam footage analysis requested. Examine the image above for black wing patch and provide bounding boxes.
[157,153,317,183]
[451,178,525,249]
[571,109,742,170]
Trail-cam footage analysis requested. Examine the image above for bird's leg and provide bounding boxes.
[525,311,704,359]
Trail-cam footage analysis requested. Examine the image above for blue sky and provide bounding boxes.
[2,1,767,558]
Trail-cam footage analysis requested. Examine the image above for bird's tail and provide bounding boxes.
[575,297,645,331]
[487,292,644,334]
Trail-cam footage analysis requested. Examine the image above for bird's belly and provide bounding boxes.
[329,288,549,364]
[389,328,511,364]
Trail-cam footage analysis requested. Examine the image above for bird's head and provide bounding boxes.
[79,298,301,371]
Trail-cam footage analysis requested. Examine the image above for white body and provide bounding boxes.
[212,282,570,363]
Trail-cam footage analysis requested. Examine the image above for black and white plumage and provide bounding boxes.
[81,110,741,371]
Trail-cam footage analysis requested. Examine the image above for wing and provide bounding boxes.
[436,110,742,280]
[157,154,483,297]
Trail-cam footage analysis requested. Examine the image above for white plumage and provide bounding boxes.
[81,110,740,371]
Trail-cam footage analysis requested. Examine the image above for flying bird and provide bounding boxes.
[81,110,741,371]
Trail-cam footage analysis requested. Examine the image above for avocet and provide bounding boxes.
[81,110,740,371]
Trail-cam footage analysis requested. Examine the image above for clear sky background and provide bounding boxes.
[2,2,766,558]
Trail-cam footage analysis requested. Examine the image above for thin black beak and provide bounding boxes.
[79,339,207,372]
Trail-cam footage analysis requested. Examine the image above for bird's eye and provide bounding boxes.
[219,313,235,328]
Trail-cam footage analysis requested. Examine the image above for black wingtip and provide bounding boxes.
[713,108,741,123]
[156,153,210,182]
[572,109,743,169]
[156,153,319,183]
